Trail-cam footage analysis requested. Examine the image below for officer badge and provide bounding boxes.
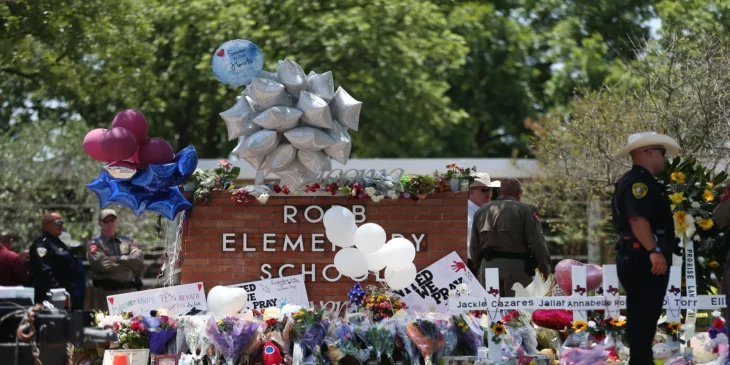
[36,247,47,257]
[632,183,648,199]
[120,243,130,254]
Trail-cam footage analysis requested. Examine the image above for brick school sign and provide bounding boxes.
[181,192,467,310]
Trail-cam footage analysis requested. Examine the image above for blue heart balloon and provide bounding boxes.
[174,145,198,177]
[131,163,178,191]
[211,39,264,87]
[108,179,154,211]
[145,188,192,221]
[86,170,114,208]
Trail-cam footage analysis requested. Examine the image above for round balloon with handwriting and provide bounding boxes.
[212,39,264,86]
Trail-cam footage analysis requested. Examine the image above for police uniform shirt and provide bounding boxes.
[29,231,76,301]
[87,234,144,283]
[612,165,676,255]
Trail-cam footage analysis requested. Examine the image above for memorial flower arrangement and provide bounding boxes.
[659,321,684,343]
[405,318,446,365]
[453,313,484,353]
[143,314,179,354]
[206,316,265,365]
[291,308,331,365]
[659,156,729,295]
[400,174,436,199]
[489,321,508,344]
[96,312,150,349]
[188,160,239,204]
[363,285,407,322]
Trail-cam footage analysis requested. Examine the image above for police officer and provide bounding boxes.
[87,209,144,311]
[612,132,680,365]
[28,212,77,306]
[470,178,552,297]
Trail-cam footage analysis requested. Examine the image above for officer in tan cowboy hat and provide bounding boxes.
[611,131,680,365]
[467,173,500,273]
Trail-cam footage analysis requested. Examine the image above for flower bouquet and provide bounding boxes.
[434,316,458,363]
[188,160,239,204]
[453,313,483,354]
[143,315,178,354]
[181,315,208,363]
[362,285,407,322]
[207,316,265,365]
[405,316,446,365]
[292,309,331,365]
[98,313,149,349]
[356,320,397,365]
[400,174,436,200]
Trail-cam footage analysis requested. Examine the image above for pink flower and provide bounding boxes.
[160,315,169,323]
[169,319,178,329]
[217,160,233,170]
[138,323,147,332]
[113,322,121,331]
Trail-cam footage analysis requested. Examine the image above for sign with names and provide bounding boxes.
[684,240,698,339]
[391,251,487,313]
[229,274,310,310]
[107,282,207,316]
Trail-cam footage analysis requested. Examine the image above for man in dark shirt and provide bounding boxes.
[0,231,29,286]
[612,132,680,365]
[28,212,77,306]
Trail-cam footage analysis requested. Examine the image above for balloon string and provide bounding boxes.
[162,211,186,287]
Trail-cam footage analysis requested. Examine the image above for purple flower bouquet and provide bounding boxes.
[143,315,179,354]
[206,316,265,365]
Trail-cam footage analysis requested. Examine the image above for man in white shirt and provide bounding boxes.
[467,173,500,274]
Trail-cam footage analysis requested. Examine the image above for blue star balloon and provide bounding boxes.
[212,40,264,87]
[108,179,154,212]
[85,170,114,208]
[131,163,178,191]
[145,187,192,220]
[348,282,366,307]
[174,145,198,178]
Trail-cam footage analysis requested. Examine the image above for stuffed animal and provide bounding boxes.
[263,341,283,365]
[324,343,359,365]
[653,343,672,365]
[207,286,248,316]
[540,348,559,365]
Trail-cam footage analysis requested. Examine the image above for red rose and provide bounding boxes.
[130,322,140,331]
[273,185,282,193]
[266,319,278,327]
[160,315,169,323]
[113,322,121,331]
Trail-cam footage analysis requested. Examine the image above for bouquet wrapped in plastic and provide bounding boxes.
[405,315,446,365]
[357,319,396,364]
[206,316,266,365]
[292,309,331,365]
[181,315,207,363]
[143,315,178,354]
[434,315,457,363]
[559,332,609,365]
[396,317,421,365]
[453,313,483,355]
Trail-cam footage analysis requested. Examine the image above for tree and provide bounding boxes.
[526,31,730,264]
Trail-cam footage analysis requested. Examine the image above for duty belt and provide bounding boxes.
[615,230,667,248]
[93,278,138,291]
[483,248,529,261]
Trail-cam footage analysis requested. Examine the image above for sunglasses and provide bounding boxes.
[102,218,117,224]
[646,147,666,156]
[54,221,64,226]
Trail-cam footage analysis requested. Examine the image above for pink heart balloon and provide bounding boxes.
[532,309,573,330]
[555,259,603,295]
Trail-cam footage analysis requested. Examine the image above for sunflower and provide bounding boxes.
[699,218,714,230]
[666,321,682,334]
[671,172,686,184]
[674,210,687,223]
[704,190,715,202]
[609,318,626,327]
[572,320,588,332]
[709,261,720,269]
[490,321,507,336]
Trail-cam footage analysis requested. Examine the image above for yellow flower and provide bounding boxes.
[216,320,223,326]
[708,182,715,188]
[699,218,714,230]
[671,172,686,184]
[704,190,715,202]
[572,320,588,332]
[490,322,506,336]
[610,318,626,327]
[674,211,687,225]
[669,192,687,206]
[709,261,720,269]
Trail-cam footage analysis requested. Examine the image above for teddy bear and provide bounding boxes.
[540,347,560,365]
[653,342,672,365]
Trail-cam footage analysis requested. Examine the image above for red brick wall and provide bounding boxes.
[181,192,467,306]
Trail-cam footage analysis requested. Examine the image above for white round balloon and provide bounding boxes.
[334,248,369,278]
[384,263,417,290]
[322,206,355,230]
[206,285,248,316]
[326,223,357,248]
[365,248,388,272]
[382,237,416,269]
[354,223,386,254]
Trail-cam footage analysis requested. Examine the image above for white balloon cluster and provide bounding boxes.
[222,59,362,189]
[323,206,417,290]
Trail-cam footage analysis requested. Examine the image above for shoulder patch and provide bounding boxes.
[88,244,98,253]
[531,210,540,222]
[632,183,648,199]
[36,247,48,258]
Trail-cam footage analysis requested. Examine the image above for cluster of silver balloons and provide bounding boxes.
[221,59,362,189]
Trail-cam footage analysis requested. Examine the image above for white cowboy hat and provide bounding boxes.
[615,132,680,158]
[469,173,501,189]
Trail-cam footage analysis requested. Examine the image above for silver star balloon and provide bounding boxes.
[257,70,281,83]
[231,136,246,157]
[264,142,297,172]
[240,130,281,158]
[284,126,336,151]
[249,77,293,112]
[275,160,319,190]
[220,96,261,140]
[244,155,267,170]
[252,106,303,132]
[307,71,334,102]
[295,90,333,129]
[297,150,332,174]
[276,59,307,98]
[330,86,361,131]
[324,120,352,165]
